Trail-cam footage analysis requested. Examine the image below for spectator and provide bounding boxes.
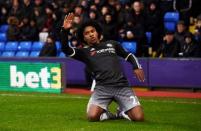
[100,5,110,16]
[70,37,83,48]
[74,5,87,23]
[29,19,39,41]
[74,5,84,16]
[156,31,180,57]
[6,16,20,41]
[179,32,200,57]
[21,0,34,20]
[86,10,99,22]
[100,13,117,40]
[34,0,46,16]
[73,14,82,31]
[174,21,189,48]
[33,7,46,32]
[0,4,9,24]
[89,4,98,11]
[114,2,124,27]
[80,0,88,10]
[116,3,132,29]
[127,1,146,28]
[41,4,55,32]
[145,1,162,52]
[9,0,23,20]
[19,17,31,41]
[194,15,201,43]
[39,35,57,57]
[106,0,117,17]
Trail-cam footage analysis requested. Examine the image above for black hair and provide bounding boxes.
[77,20,102,44]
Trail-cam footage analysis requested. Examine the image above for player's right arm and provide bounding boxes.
[60,13,83,59]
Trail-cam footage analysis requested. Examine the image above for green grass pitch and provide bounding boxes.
[0,91,201,131]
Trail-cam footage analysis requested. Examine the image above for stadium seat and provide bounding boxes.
[146,32,152,44]
[164,22,176,31]
[1,51,15,57]
[18,41,32,51]
[0,33,7,42]
[164,12,179,22]
[5,41,18,51]
[121,41,137,54]
[29,51,40,57]
[0,42,5,51]
[164,12,179,32]
[59,52,66,57]
[32,41,44,51]
[15,51,29,57]
[0,24,9,33]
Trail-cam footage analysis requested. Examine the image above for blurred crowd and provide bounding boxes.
[0,0,201,57]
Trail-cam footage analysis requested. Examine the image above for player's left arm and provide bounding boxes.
[114,41,145,82]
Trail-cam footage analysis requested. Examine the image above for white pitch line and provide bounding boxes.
[0,93,200,105]
[0,93,88,99]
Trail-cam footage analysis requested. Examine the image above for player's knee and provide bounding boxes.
[132,113,144,122]
[87,113,100,122]
[128,106,144,122]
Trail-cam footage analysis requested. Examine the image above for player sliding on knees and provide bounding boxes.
[60,13,145,122]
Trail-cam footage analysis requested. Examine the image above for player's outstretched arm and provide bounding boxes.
[60,13,76,57]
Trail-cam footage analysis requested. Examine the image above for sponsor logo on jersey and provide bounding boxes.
[89,47,115,56]
[106,43,113,47]
[96,48,115,54]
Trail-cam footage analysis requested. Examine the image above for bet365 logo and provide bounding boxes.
[10,65,61,89]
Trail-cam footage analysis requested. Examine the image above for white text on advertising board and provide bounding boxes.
[10,65,61,89]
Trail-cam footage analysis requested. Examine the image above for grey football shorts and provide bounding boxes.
[87,86,141,113]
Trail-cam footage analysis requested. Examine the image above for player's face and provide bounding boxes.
[83,26,99,45]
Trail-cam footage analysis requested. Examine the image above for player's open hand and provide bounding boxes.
[134,69,145,82]
[62,13,74,29]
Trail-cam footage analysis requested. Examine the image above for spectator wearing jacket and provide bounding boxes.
[174,21,189,48]
[157,31,180,57]
[179,32,200,57]
[39,35,57,57]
